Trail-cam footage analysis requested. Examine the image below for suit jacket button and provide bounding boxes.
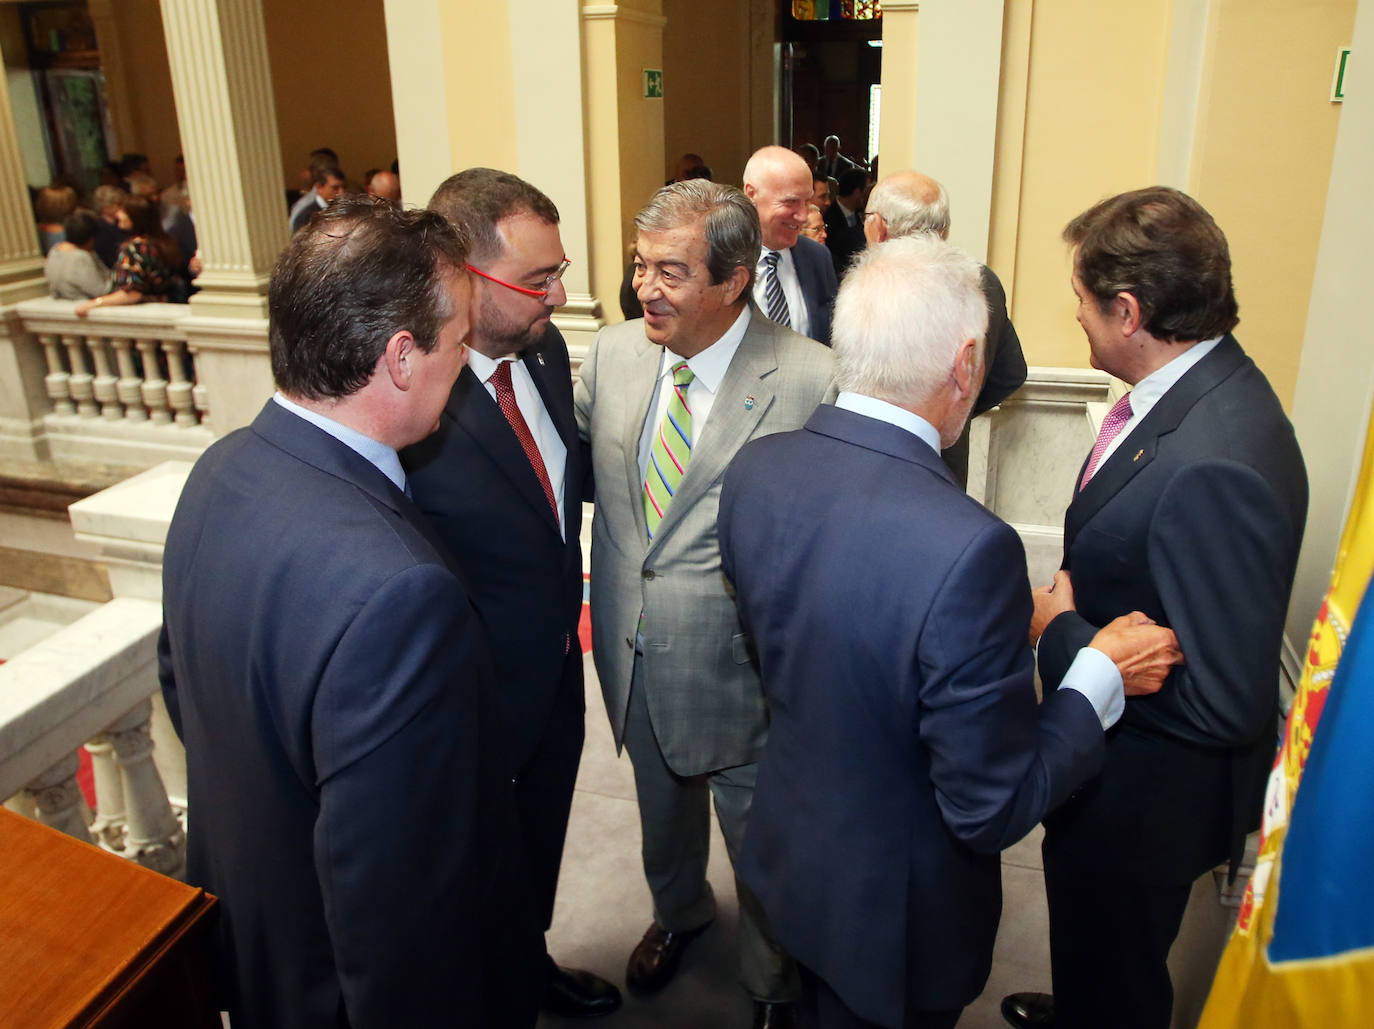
[642,569,655,580]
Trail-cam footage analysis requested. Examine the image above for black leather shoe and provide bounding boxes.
[1001,992,1055,1028]
[625,920,712,995]
[752,1000,796,1029]
[542,965,622,1018]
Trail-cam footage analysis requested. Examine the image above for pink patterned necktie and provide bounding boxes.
[491,361,559,520]
[1080,392,1133,490]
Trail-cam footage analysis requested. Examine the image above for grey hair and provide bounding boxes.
[831,235,988,408]
[867,177,951,239]
[635,180,760,292]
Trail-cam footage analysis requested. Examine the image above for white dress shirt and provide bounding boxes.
[836,390,1124,729]
[467,349,568,539]
[752,247,810,337]
[637,306,752,487]
[272,393,407,494]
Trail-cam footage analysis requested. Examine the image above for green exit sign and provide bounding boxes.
[643,69,663,99]
[1332,47,1351,102]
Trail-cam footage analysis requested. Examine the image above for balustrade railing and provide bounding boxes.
[20,299,205,427]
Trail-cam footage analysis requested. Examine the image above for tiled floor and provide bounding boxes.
[539,651,1234,1029]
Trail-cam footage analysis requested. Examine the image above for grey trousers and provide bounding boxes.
[623,656,799,1002]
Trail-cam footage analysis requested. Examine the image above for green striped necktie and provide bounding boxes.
[643,360,695,540]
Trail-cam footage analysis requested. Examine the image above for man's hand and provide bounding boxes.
[1030,569,1075,647]
[1090,612,1184,696]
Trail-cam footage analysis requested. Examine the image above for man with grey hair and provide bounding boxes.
[865,170,1027,487]
[575,179,834,1028]
[718,235,1178,1029]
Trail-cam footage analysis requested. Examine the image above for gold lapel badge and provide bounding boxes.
[1133,449,1144,461]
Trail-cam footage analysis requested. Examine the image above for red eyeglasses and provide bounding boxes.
[466,257,572,298]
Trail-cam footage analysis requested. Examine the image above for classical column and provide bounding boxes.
[85,734,128,852]
[0,51,53,461]
[158,0,286,321]
[879,0,1004,263]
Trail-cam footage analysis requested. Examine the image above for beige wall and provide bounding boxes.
[436,2,517,175]
[988,0,1355,410]
[661,0,756,188]
[263,0,397,191]
[1189,0,1356,409]
[998,0,1172,372]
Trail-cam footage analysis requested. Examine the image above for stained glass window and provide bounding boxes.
[791,1,882,21]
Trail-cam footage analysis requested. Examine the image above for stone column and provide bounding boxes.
[158,0,287,321]
[0,52,53,461]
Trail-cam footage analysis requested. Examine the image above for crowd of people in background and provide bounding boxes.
[29,145,404,312]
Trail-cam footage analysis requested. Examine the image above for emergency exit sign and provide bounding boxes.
[643,69,663,99]
[1332,47,1351,102]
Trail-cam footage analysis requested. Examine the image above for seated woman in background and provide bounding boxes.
[75,195,183,317]
[46,210,113,299]
[34,185,78,255]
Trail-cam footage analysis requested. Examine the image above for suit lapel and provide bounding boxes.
[648,314,777,551]
[1064,336,1247,543]
[450,364,562,536]
[622,332,665,543]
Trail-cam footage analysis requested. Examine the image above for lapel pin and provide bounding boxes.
[744,394,756,411]
[1133,449,1144,461]
[536,353,546,366]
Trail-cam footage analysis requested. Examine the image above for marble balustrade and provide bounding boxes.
[0,598,186,879]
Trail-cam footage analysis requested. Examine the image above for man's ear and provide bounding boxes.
[723,264,751,306]
[952,337,980,399]
[743,182,759,203]
[1115,291,1144,336]
[383,330,416,391]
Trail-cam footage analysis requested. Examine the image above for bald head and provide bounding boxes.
[366,170,401,203]
[743,146,815,251]
[864,171,950,245]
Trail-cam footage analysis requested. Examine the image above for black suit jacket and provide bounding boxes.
[823,203,867,277]
[944,264,1029,486]
[159,400,504,1028]
[1039,335,1308,882]
[403,325,588,770]
[721,404,1104,1024]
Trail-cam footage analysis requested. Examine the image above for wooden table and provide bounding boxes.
[0,808,219,1028]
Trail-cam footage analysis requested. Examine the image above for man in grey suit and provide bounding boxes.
[574,180,834,1029]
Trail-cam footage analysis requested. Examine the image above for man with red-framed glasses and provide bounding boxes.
[403,168,618,1025]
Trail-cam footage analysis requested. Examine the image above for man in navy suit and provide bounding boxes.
[744,145,838,344]
[403,169,620,1022]
[1003,188,1308,1029]
[159,197,504,1028]
[718,235,1181,1029]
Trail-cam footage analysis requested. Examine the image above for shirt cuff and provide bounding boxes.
[1057,645,1125,730]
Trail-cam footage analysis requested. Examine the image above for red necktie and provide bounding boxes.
[1080,392,1133,490]
[490,361,558,521]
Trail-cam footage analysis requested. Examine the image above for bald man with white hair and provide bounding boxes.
[743,145,839,345]
[864,170,1028,487]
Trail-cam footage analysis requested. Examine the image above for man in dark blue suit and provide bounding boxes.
[744,145,838,345]
[1003,188,1308,1029]
[718,235,1181,1029]
[159,198,505,1028]
[403,169,619,1022]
